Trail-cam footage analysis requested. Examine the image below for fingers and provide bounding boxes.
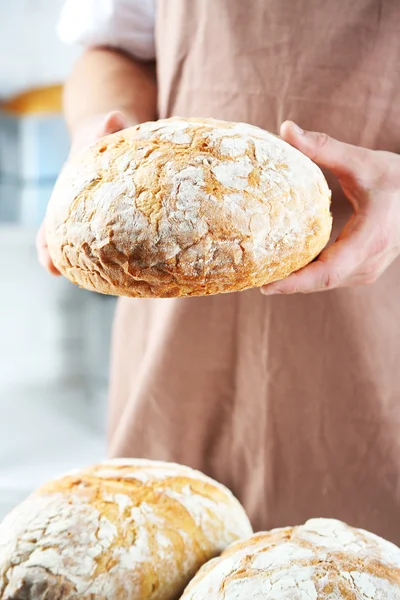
[260,250,351,295]
[97,110,129,137]
[261,214,379,294]
[280,120,369,180]
[273,122,400,294]
[36,222,61,276]
[70,110,130,156]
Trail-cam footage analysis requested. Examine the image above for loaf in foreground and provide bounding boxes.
[180,518,400,599]
[0,459,252,599]
[46,117,332,298]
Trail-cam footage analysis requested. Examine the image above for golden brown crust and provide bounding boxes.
[0,459,252,599]
[46,117,332,298]
[180,519,400,599]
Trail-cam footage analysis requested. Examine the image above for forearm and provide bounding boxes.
[63,46,157,136]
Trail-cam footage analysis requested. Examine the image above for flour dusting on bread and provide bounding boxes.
[46,117,332,298]
[0,459,252,599]
[180,518,400,599]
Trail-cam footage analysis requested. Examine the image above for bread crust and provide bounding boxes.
[180,518,400,599]
[0,459,252,599]
[46,117,332,298]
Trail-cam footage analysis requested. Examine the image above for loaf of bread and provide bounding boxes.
[0,459,252,599]
[180,518,400,599]
[46,117,332,298]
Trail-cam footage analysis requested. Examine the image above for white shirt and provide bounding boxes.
[57,0,156,60]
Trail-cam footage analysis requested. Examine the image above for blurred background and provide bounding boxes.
[0,1,114,517]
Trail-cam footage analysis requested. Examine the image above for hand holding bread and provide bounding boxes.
[262,121,400,294]
[44,117,332,297]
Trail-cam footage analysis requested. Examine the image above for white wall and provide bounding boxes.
[0,0,80,98]
[0,2,114,519]
[0,226,114,517]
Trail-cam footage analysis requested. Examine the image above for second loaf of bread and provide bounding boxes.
[0,459,252,599]
[180,518,400,599]
[46,117,332,297]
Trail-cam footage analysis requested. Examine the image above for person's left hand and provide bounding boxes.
[261,121,400,295]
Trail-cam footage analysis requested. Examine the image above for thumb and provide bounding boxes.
[280,120,368,179]
[70,111,130,156]
[97,110,129,137]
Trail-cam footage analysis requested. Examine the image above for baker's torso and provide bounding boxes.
[108,0,400,542]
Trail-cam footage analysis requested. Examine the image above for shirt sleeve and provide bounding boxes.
[57,0,156,61]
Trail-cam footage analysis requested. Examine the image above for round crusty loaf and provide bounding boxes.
[0,459,252,599]
[180,518,400,599]
[46,117,332,298]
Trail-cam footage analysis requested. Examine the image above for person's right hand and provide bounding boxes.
[36,110,130,275]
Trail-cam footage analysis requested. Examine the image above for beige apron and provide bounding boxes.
[108,0,400,543]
